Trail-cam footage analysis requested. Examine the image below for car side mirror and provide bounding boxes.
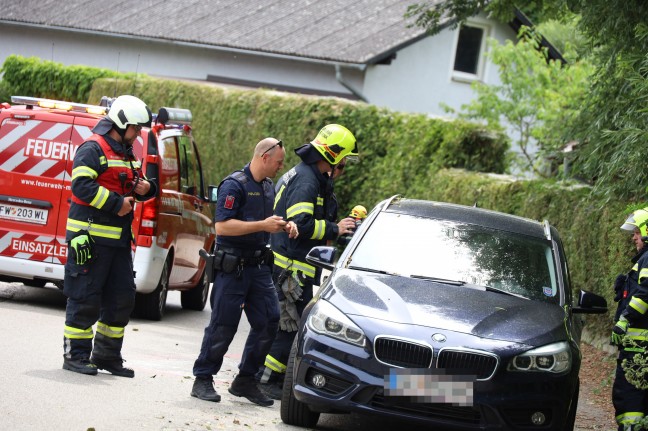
[207,185,218,203]
[572,290,608,314]
[306,246,336,271]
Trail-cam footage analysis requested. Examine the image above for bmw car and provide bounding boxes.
[280,196,607,430]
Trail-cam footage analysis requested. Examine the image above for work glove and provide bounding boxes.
[611,317,629,346]
[613,274,627,302]
[70,234,94,265]
[279,299,300,332]
[281,272,304,303]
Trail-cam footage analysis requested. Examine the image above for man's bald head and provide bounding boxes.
[255,138,282,157]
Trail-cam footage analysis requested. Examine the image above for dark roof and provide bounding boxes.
[0,0,435,65]
[384,198,549,239]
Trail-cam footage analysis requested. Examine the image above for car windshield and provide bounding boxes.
[348,212,559,303]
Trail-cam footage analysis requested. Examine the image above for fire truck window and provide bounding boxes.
[160,137,179,191]
[179,135,198,196]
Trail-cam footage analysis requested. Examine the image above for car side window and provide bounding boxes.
[160,136,180,191]
[178,135,198,196]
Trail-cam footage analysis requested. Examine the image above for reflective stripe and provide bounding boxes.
[97,321,125,339]
[64,325,93,339]
[264,354,286,373]
[629,296,648,315]
[633,263,639,271]
[310,219,325,240]
[72,165,98,181]
[287,202,314,218]
[67,218,122,240]
[617,411,644,425]
[316,197,323,206]
[89,185,110,209]
[273,251,316,278]
[107,159,141,169]
[274,184,285,209]
[639,268,648,284]
[99,155,107,165]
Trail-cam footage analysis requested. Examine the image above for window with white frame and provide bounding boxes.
[452,23,488,82]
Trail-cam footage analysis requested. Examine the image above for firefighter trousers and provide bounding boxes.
[613,351,648,430]
[63,244,136,361]
[193,264,280,379]
[257,271,314,384]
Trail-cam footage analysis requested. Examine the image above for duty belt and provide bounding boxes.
[217,246,267,258]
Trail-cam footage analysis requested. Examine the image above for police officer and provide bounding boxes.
[62,95,156,377]
[256,124,359,399]
[191,138,298,407]
[611,207,648,430]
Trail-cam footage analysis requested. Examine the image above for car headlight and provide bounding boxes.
[508,341,572,374]
[307,300,366,347]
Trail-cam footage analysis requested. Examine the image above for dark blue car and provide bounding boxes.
[280,197,607,430]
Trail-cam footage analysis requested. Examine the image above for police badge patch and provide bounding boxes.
[224,195,235,209]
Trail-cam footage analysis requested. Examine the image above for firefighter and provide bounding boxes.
[256,124,359,399]
[190,138,298,407]
[611,207,648,430]
[62,95,156,377]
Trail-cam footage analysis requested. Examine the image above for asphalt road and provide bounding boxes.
[0,281,414,431]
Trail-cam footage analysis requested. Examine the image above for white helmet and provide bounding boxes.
[107,95,152,130]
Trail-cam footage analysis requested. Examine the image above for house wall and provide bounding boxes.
[363,14,515,117]
[0,22,363,98]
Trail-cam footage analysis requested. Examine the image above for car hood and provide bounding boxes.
[321,269,568,345]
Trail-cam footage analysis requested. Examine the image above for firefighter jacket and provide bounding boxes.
[215,164,274,251]
[617,245,648,350]
[66,133,156,247]
[271,161,338,279]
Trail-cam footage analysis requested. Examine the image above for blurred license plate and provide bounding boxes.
[384,369,474,405]
[0,203,48,225]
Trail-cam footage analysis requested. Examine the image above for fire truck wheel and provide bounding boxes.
[180,267,209,311]
[134,256,169,321]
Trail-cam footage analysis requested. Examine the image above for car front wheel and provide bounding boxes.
[280,340,320,428]
[134,256,169,321]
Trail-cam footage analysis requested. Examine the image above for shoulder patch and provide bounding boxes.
[224,195,235,209]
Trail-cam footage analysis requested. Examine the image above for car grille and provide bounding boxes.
[370,393,482,424]
[437,349,498,380]
[374,337,433,368]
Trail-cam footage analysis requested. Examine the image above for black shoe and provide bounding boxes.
[258,382,283,400]
[92,357,135,378]
[191,377,221,402]
[63,357,98,375]
[228,375,274,407]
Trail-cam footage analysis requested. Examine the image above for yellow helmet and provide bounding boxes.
[621,208,648,237]
[350,205,367,219]
[311,124,358,165]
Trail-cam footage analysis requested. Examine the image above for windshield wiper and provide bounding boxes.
[409,275,466,286]
[348,266,392,275]
[483,285,529,300]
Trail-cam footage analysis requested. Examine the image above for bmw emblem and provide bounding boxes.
[431,333,447,343]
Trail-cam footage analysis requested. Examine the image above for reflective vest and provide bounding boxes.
[216,168,274,251]
[617,247,648,351]
[66,134,142,247]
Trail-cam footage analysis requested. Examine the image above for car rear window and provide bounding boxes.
[349,212,559,303]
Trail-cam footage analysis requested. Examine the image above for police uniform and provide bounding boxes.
[613,244,648,430]
[192,164,279,381]
[258,160,339,385]
[63,118,156,365]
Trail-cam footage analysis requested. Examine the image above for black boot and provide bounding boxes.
[63,357,98,375]
[92,357,135,378]
[191,377,221,402]
[228,375,274,406]
[258,381,283,400]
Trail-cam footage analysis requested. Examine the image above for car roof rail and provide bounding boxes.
[543,219,552,241]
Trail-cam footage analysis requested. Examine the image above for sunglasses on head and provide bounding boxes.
[261,140,283,157]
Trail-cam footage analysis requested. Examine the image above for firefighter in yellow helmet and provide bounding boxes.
[255,124,359,399]
[611,207,648,430]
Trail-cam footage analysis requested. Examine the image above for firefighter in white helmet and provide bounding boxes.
[62,95,156,378]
